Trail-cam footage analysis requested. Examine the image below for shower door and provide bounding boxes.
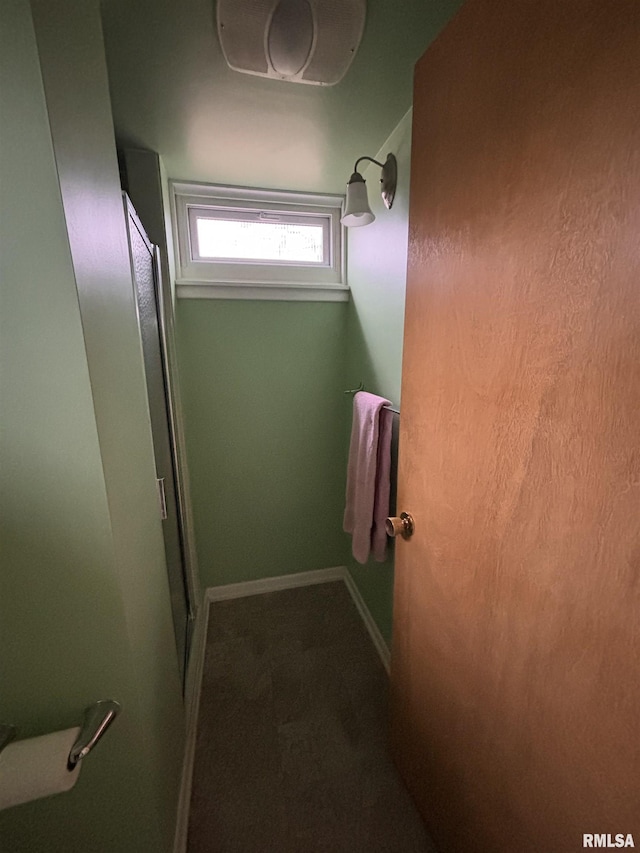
[125,196,193,689]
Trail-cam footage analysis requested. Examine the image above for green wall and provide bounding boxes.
[155,2,461,633]
[0,2,182,850]
[176,108,416,643]
[177,300,348,588]
[343,109,415,646]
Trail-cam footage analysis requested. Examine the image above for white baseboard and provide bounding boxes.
[173,596,211,853]
[205,565,347,602]
[173,565,390,851]
[341,570,391,674]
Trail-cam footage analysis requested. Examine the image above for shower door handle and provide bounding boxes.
[156,477,168,520]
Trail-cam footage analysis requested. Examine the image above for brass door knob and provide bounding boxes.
[385,512,415,539]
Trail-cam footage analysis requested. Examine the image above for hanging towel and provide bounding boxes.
[371,406,393,562]
[344,391,393,564]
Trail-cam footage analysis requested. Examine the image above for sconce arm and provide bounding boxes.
[353,155,386,174]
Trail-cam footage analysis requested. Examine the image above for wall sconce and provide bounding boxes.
[341,153,397,227]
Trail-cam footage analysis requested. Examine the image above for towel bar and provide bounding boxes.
[344,383,400,415]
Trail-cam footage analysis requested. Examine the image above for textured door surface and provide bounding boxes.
[126,202,190,687]
[390,1,640,851]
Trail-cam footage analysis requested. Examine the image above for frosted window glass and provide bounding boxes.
[196,218,325,263]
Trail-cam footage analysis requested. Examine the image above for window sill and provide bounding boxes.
[175,280,350,302]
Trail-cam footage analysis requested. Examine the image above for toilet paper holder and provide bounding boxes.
[0,725,16,756]
[1,699,121,770]
[67,700,121,769]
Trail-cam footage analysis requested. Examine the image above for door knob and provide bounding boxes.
[385,512,415,540]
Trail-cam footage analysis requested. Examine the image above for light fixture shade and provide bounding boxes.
[341,174,375,227]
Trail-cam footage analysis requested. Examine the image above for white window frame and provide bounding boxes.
[171,181,348,301]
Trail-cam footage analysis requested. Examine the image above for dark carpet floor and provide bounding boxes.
[187,581,437,853]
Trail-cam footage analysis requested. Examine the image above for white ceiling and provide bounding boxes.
[101,0,463,195]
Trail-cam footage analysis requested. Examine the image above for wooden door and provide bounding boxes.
[390,1,640,851]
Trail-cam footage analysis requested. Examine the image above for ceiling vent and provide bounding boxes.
[216,0,366,86]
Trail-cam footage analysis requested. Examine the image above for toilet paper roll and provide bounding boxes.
[0,726,81,810]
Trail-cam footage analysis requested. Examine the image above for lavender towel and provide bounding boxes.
[343,391,393,564]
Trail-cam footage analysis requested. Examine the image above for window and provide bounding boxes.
[171,182,347,301]
[191,210,327,265]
